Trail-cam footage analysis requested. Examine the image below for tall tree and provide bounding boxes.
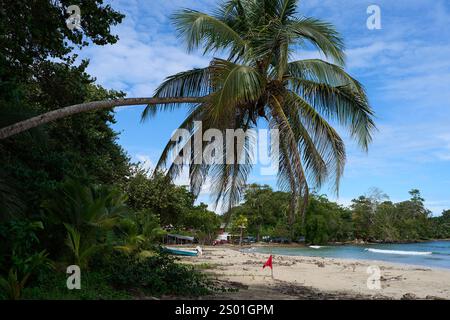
[244,184,273,241]
[150,0,375,225]
[0,0,124,73]
[0,1,130,217]
[350,196,374,240]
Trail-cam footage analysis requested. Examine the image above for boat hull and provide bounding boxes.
[164,247,198,256]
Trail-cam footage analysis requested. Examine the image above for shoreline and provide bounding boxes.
[176,246,450,300]
[239,243,450,272]
[236,238,450,247]
[243,248,450,273]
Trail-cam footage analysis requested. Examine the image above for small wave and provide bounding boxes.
[432,251,450,256]
[427,245,450,249]
[365,248,432,256]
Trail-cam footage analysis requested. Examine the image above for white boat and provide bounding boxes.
[164,247,198,256]
[309,245,322,249]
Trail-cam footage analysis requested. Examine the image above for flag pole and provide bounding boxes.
[270,246,274,279]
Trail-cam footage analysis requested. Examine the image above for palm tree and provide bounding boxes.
[0,0,375,225]
[149,0,375,225]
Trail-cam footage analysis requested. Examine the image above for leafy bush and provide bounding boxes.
[41,177,130,266]
[114,210,167,254]
[0,219,53,299]
[0,219,45,271]
[99,251,212,297]
[0,250,52,300]
[21,269,131,300]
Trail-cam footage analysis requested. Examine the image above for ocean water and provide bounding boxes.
[251,240,450,269]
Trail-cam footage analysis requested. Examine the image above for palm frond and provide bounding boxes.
[269,94,308,221]
[154,104,205,171]
[272,118,302,224]
[288,77,375,150]
[154,68,211,98]
[141,68,210,121]
[172,9,246,56]
[208,58,264,125]
[286,90,346,193]
[64,223,81,261]
[270,95,307,190]
[209,127,254,211]
[277,0,299,22]
[287,59,365,94]
[287,17,345,66]
[218,0,249,36]
[283,94,328,187]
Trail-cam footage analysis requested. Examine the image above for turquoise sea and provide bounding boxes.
[251,240,450,269]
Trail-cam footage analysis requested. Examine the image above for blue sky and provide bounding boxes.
[77,0,450,215]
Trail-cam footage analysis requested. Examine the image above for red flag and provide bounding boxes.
[263,255,273,269]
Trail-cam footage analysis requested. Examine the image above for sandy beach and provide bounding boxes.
[178,246,450,300]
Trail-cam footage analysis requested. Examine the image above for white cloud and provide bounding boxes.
[134,153,154,172]
[425,200,450,216]
[79,1,212,98]
[345,41,406,70]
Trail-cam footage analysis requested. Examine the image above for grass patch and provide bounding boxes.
[193,263,218,270]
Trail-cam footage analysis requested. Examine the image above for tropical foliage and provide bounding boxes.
[429,210,450,239]
[0,173,220,299]
[229,184,444,244]
[0,0,220,299]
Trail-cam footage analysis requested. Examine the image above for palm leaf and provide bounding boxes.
[287,17,345,66]
[154,104,205,172]
[208,58,264,125]
[172,9,246,56]
[287,59,365,94]
[142,68,211,121]
[288,77,375,150]
[286,90,346,193]
[277,0,299,22]
[269,94,308,221]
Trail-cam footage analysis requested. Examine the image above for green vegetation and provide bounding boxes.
[21,270,132,300]
[0,0,220,300]
[429,210,450,239]
[0,174,220,300]
[229,184,448,244]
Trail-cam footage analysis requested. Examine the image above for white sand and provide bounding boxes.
[180,246,450,300]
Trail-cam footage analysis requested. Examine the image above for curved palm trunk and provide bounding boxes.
[0,97,205,139]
